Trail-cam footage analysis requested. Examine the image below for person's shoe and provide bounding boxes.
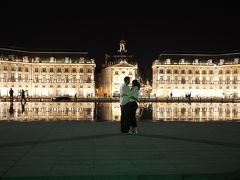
[128,127,134,134]
[133,127,138,134]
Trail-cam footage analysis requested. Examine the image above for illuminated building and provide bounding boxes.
[98,40,138,97]
[0,48,96,98]
[152,52,240,98]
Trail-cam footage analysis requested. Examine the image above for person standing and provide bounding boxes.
[9,88,14,102]
[127,80,140,134]
[21,89,27,103]
[119,76,130,133]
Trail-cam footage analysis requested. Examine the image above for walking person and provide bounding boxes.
[9,88,14,102]
[119,76,131,133]
[127,80,141,134]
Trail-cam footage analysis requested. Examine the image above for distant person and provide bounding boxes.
[9,88,14,102]
[21,89,27,103]
[119,76,130,133]
[75,93,77,102]
[170,92,173,98]
[127,80,141,134]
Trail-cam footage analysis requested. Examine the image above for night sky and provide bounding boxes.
[1,2,240,82]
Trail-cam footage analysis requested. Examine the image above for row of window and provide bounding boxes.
[2,78,93,83]
[114,71,133,75]
[157,76,238,84]
[157,108,237,113]
[1,67,93,73]
[157,80,238,84]
[1,74,93,83]
[158,69,238,74]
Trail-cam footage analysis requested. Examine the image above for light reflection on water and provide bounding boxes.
[0,102,240,122]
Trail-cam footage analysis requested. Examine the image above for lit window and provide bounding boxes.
[25,74,28,82]
[181,77,186,84]
[57,75,61,82]
[72,75,76,82]
[50,75,54,82]
[42,75,46,83]
[80,75,83,82]
[65,75,69,82]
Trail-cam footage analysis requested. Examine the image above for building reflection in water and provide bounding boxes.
[96,102,121,121]
[0,102,95,121]
[152,103,240,122]
[0,102,240,122]
[96,102,149,121]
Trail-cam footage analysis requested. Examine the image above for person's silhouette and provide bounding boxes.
[9,88,14,102]
[21,89,27,103]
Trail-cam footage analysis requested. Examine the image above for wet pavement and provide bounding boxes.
[0,121,240,179]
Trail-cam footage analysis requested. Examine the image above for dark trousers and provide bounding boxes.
[128,101,138,127]
[120,105,130,133]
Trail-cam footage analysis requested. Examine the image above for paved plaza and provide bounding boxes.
[0,121,240,180]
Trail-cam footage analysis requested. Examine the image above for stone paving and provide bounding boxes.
[0,121,240,179]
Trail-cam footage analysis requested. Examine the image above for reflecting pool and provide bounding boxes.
[0,102,240,122]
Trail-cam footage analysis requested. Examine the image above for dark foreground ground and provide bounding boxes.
[0,121,240,180]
